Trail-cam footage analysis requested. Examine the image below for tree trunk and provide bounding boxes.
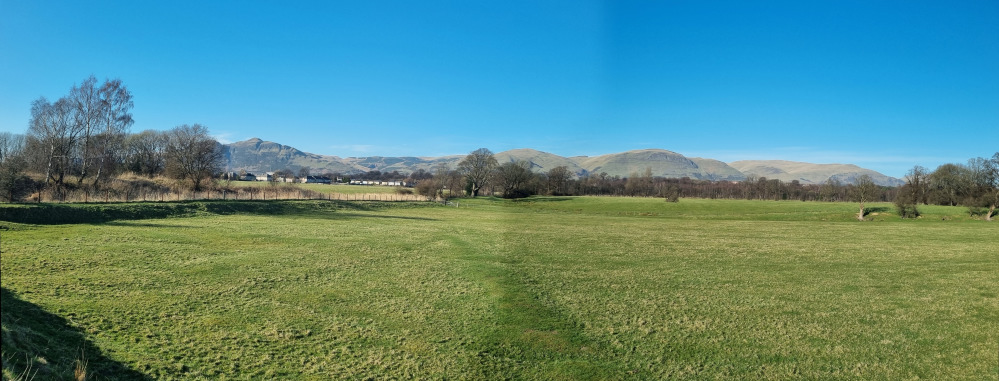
[44,143,56,184]
[77,165,88,185]
[987,204,995,222]
[93,154,105,187]
[857,203,865,221]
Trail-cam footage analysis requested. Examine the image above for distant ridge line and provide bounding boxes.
[223,138,903,186]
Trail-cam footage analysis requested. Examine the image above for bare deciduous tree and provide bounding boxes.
[164,124,223,191]
[546,165,572,196]
[626,167,655,197]
[125,130,167,177]
[71,76,102,184]
[458,148,497,197]
[27,97,78,186]
[297,166,312,179]
[852,174,876,221]
[495,160,534,198]
[91,78,134,186]
[989,153,999,221]
[0,133,25,164]
[904,165,928,205]
[927,163,971,206]
[966,153,999,221]
[0,132,32,202]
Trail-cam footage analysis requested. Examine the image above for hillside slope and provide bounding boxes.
[225,138,359,174]
[342,155,463,174]
[223,138,901,185]
[495,148,586,175]
[728,160,903,186]
[577,149,746,181]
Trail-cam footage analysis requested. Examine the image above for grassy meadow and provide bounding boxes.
[1,197,997,380]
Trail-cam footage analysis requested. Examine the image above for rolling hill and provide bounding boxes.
[494,148,586,174]
[574,149,744,181]
[728,160,904,186]
[341,155,464,174]
[224,138,359,174]
[224,138,902,185]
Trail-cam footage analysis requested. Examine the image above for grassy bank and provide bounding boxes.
[2,197,996,379]
[0,200,428,225]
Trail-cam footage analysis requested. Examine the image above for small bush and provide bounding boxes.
[0,174,36,203]
[966,206,987,217]
[502,189,534,199]
[895,202,920,219]
[414,182,437,199]
[661,187,680,203]
[894,185,920,219]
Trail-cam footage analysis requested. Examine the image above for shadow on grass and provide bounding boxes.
[305,212,438,222]
[102,221,195,228]
[0,200,430,225]
[511,196,575,203]
[864,206,891,216]
[0,288,150,380]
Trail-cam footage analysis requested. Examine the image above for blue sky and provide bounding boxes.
[2,0,996,178]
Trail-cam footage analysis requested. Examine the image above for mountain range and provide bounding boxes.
[223,138,903,186]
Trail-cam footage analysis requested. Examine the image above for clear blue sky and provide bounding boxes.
[2,0,996,178]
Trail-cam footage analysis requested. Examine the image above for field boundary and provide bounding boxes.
[0,200,431,225]
[29,185,428,203]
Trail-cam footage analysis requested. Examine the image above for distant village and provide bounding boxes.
[222,171,411,187]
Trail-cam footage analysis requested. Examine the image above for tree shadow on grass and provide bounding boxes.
[864,206,891,216]
[0,200,423,225]
[271,212,438,222]
[511,196,575,203]
[1,288,150,380]
[102,221,193,228]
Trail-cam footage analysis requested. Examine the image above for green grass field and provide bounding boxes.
[1,198,997,380]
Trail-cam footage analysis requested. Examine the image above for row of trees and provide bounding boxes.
[207,149,999,222]
[25,76,133,187]
[411,149,679,201]
[0,77,225,201]
[3,78,996,220]
[405,148,997,220]
[412,148,560,200]
[894,154,999,220]
[406,148,868,202]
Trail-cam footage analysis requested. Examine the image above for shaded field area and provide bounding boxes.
[27,181,420,204]
[1,288,149,380]
[1,198,997,379]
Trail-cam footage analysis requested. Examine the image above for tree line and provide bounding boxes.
[1,78,995,221]
[410,148,868,203]
[893,156,999,221]
[406,148,997,220]
[0,77,225,201]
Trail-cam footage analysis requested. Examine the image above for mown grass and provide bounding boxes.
[1,197,996,379]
